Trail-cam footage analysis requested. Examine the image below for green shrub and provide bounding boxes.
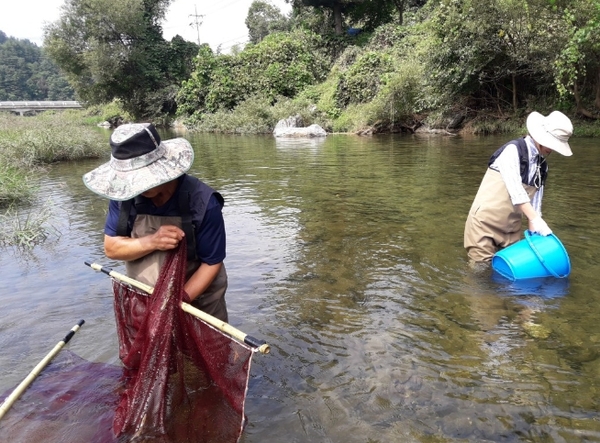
[331,104,368,133]
[367,23,408,50]
[193,95,276,134]
[192,93,326,134]
[82,100,134,125]
[462,116,524,135]
[299,77,342,126]
[334,50,395,107]
[363,60,425,124]
[569,120,600,137]
[177,30,330,123]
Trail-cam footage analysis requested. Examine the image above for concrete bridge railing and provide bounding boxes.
[0,101,83,115]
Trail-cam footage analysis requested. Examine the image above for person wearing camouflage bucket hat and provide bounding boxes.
[83,123,194,201]
[83,123,229,322]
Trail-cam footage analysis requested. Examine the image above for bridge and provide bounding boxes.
[0,101,83,115]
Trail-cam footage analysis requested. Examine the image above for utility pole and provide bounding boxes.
[189,5,204,46]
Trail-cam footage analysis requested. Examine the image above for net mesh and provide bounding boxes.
[112,242,254,442]
[0,242,254,443]
[0,350,120,443]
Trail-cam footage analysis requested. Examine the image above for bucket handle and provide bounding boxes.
[524,230,562,279]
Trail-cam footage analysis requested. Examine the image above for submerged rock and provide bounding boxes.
[522,321,552,339]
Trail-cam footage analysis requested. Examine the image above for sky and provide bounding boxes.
[0,0,292,53]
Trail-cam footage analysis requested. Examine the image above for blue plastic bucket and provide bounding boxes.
[492,230,571,281]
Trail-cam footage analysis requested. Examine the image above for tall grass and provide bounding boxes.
[0,111,106,206]
[0,202,61,249]
[191,94,323,134]
[0,163,34,205]
[0,111,107,168]
[0,110,107,248]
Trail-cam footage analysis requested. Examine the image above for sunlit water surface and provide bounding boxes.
[1,131,600,442]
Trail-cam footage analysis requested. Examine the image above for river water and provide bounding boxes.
[1,131,599,442]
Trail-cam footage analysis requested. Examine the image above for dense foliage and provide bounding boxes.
[554,0,600,117]
[174,0,600,133]
[0,31,74,101]
[176,30,330,125]
[425,0,565,114]
[43,0,199,120]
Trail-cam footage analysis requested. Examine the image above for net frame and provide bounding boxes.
[112,243,255,442]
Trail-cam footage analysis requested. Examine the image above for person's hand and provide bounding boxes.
[150,225,185,250]
[530,217,552,236]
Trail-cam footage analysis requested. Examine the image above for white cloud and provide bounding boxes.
[0,0,64,46]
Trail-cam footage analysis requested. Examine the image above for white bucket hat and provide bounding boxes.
[82,123,194,201]
[526,111,573,156]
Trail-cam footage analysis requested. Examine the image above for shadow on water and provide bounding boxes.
[2,131,600,442]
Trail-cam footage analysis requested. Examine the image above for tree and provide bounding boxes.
[554,0,600,117]
[290,0,426,35]
[0,33,75,100]
[292,0,351,35]
[246,1,290,44]
[378,0,428,26]
[43,0,198,119]
[344,0,396,31]
[425,0,567,114]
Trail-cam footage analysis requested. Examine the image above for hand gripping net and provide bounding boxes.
[112,243,254,442]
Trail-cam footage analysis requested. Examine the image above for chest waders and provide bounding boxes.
[464,138,543,263]
[115,177,228,321]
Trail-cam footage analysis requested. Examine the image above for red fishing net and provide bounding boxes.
[0,350,120,443]
[112,243,254,442]
[0,243,254,443]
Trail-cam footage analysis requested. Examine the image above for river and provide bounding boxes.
[1,131,599,442]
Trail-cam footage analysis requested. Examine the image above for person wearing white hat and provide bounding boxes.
[83,123,229,321]
[464,111,573,263]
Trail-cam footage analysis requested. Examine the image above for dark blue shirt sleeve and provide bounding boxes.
[196,194,226,265]
[105,200,121,236]
[103,188,225,265]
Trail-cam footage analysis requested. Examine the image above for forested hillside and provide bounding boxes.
[0,31,74,101]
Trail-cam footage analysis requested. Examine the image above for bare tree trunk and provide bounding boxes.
[512,74,517,114]
[595,70,600,110]
[393,0,405,25]
[333,2,343,35]
[574,81,596,119]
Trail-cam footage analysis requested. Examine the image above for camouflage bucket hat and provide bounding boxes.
[82,123,194,201]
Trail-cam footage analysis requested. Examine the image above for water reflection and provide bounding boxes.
[492,273,571,299]
[274,136,327,151]
[2,132,600,442]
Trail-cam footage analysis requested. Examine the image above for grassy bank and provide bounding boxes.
[0,109,109,248]
[182,93,600,138]
[0,110,107,206]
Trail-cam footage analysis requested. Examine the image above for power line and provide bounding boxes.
[216,34,248,45]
